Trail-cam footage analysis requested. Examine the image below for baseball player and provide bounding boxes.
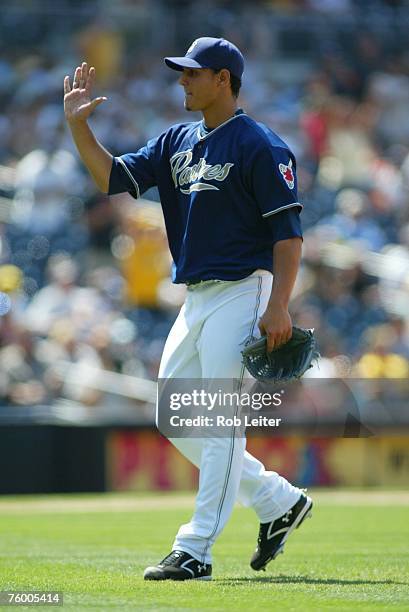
[64,37,312,581]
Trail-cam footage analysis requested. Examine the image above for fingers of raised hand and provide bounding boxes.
[63,75,71,95]
[85,66,95,94]
[72,63,88,89]
[73,66,82,89]
[80,62,88,88]
[63,62,96,97]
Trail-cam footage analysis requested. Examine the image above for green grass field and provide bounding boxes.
[0,491,408,610]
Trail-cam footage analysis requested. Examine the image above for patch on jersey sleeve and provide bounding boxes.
[278,158,295,190]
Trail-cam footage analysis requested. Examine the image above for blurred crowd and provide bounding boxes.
[0,0,408,408]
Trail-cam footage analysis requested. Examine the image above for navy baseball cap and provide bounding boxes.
[164,37,244,80]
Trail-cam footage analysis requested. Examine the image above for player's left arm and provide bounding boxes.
[258,237,302,352]
[248,143,303,351]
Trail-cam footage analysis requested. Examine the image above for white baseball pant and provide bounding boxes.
[157,270,302,564]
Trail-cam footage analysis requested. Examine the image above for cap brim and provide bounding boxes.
[164,57,205,71]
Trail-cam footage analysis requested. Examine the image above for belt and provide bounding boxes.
[185,279,224,288]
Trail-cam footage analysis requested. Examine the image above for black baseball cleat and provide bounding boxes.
[143,550,212,581]
[250,492,313,571]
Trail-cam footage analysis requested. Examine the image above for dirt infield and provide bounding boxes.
[0,490,408,513]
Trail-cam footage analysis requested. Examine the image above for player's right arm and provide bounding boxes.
[64,62,112,193]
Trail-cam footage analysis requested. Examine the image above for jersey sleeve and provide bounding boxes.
[265,207,303,245]
[108,135,159,199]
[250,145,302,218]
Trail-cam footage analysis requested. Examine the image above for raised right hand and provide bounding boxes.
[64,62,107,124]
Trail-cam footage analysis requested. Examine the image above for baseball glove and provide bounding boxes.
[241,327,319,383]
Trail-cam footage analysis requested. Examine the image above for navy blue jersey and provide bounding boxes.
[108,109,302,284]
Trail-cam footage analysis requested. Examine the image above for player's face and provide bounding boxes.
[178,68,221,112]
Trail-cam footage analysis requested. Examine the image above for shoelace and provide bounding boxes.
[257,506,295,545]
[160,551,183,566]
[257,523,268,546]
[256,491,308,546]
